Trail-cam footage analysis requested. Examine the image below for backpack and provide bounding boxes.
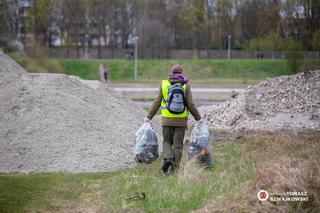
[166,83,186,114]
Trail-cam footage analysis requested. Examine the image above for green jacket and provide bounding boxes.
[147,78,201,127]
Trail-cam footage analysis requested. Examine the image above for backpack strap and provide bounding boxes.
[161,80,170,103]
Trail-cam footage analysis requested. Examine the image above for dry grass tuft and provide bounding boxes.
[195,132,320,212]
[257,157,320,212]
[178,158,205,183]
[10,53,62,73]
[121,206,145,213]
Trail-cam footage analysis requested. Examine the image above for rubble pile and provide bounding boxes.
[0,50,159,173]
[199,71,320,131]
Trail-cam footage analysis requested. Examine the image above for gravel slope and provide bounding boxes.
[0,50,157,173]
[197,71,320,131]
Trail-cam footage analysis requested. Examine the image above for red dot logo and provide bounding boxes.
[257,190,269,201]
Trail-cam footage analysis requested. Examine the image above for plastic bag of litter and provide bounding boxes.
[188,122,213,166]
[134,122,158,164]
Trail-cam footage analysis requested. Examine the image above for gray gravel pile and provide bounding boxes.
[0,50,153,173]
[198,71,320,131]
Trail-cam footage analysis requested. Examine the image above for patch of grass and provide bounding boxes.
[57,59,320,83]
[0,144,255,212]
[0,173,116,213]
[58,59,100,80]
[9,53,62,74]
[0,132,319,212]
[198,132,320,212]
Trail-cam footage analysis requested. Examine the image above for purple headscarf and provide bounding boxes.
[169,72,189,83]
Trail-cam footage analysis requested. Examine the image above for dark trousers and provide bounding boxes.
[162,126,186,166]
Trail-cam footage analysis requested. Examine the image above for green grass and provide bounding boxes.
[57,59,320,84]
[1,133,318,212]
[9,53,62,74]
[0,143,254,213]
[58,60,99,80]
[0,173,92,212]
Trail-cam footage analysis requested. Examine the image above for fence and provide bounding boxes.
[48,47,319,60]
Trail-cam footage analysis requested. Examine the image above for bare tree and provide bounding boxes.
[2,0,319,57]
[0,0,19,42]
[90,0,112,58]
[27,0,54,45]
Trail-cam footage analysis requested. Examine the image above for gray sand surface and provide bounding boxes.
[0,50,161,173]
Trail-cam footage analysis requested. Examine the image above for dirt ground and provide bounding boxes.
[109,83,247,100]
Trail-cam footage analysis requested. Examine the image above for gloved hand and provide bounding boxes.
[144,117,151,123]
[196,119,203,125]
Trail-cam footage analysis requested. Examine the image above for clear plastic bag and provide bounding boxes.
[188,122,213,166]
[134,122,158,164]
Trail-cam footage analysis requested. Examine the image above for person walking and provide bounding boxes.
[99,64,108,82]
[145,64,201,174]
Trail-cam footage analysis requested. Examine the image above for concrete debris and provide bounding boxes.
[196,70,320,131]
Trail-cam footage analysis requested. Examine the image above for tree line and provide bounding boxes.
[1,0,319,56]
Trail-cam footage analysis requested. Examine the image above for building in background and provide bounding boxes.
[17,0,32,42]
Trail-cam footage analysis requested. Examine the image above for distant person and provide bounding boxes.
[125,51,130,60]
[144,64,202,175]
[130,51,134,60]
[99,64,108,82]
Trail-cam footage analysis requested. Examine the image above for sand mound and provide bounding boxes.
[198,71,320,131]
[0,50,153,173]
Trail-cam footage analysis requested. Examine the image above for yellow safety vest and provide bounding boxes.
[161,80,189,118]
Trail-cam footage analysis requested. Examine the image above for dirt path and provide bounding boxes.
[109,83,249,88]
[109,83,246,100]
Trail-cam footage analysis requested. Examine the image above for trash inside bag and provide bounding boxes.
[188,122,213,167]
[134,122,158,164]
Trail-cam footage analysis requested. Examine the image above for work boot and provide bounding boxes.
[161,158,173,175]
